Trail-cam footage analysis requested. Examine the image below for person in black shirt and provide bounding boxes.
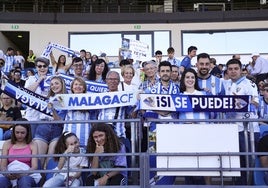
[0,93,22,140]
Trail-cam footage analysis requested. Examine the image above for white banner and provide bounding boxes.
[121,38,149,61]
[41,43,80,58]
[50,90,138,110]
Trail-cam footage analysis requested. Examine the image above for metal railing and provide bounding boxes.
[0,118,268,187]
[1,0,268,13]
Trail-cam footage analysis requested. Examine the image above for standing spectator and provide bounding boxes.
[63,77,91,148]
[258,82,268,124]
[25,50,36,69]
[256,83,268,184]
[33,76,67,168]
[0,118,40,188]
[179,68,209,122]
[170,65,180,86]
[80,49,86,64]
[138,61,159,152]
[196,53,224,96]
[69,57,86,78]
[139,61,159,92]
[25,68,35,80]
[210,57,222,78]
[251,52,268,84]
[50,51,72,75]
[24,57,50,137]
[86,123,127,186]
[166,47,180,67]
[232,54,241,60]
[180,68,211,185]
[154,50,162,66]
[144,61,179,185]
[98,71,131,152]
[87,58,109,83]
[118,65,139,150]
[224,58,259,185]
[3,47,16,75]
[179,46,197,74]
[43,132,88,187]
[14,50,25,70]
[119,65,138,91]
[91,54,98,65]
[84,51,92,77]
[12,69,26,109]
[0,56,7,80]
[13,70,25,87]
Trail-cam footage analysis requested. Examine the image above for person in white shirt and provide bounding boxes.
[251,52,268,84]
[224,58,259,185]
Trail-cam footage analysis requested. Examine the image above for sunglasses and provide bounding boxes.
[37,65,48,69]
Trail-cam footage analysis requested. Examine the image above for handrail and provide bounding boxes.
[1,118,268,186]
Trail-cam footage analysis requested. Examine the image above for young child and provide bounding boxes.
[43,132,88,187]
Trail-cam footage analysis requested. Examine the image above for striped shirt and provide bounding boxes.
[63,110,91,147]
[198,74,225,95]
[258,96,268,120]
[3,55,15,73]
[179,90,209,122]
[98,107,126,138]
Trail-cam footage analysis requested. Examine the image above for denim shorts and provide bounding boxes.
[34,123,63,144]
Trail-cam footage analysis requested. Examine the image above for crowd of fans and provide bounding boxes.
[0,45,268,186]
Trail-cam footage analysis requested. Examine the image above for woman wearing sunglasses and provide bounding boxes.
[24,57,51,137]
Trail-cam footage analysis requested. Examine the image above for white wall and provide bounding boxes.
[0,20,268,65]
[0,32,17,52]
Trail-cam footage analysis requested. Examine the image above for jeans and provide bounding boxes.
[31,123,39,138]
[43,173,81,187]
[0,176,37,188]
[3,129,12,140]
[34,123,63,144]
[0,128,3,140]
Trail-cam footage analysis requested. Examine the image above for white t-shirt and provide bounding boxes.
[224,76,259,132]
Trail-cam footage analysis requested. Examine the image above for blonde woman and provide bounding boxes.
[119,65,138,92]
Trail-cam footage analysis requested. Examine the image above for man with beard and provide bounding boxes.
[189,53,224,185]
[144,61,180,185]
[196,53,225,96]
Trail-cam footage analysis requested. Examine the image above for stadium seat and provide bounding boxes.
[254,125,268,185]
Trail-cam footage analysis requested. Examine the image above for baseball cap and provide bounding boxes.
[35,57,50,66]
[251,52,260,57]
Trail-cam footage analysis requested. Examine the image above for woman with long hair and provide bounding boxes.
[43,132,88,187]
[33,76,68,168]
[87,58,109,83]
[86,123,127,186]
[50,51,72,75]
[0,118,40,187]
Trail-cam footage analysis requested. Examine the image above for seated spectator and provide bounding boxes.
[0,118,41,188]
[43,132,88,187]
[0,93,22,140]
[85,123,127,186]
